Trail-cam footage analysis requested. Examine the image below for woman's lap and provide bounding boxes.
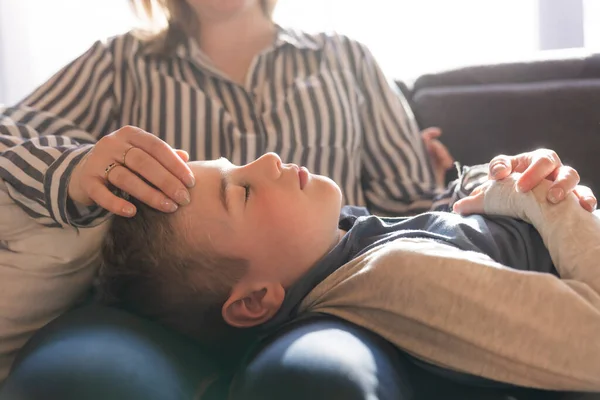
[230,314,414,400]
[230,314,568,400]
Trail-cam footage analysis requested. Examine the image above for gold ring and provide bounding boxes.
[104,162,120,182]
[122,146,135,167]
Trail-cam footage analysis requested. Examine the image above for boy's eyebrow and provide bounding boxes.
[219,171,230,214]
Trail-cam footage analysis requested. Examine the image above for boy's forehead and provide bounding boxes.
[178,159,233,246]
[188,158,231,175]
[184,159,229,215]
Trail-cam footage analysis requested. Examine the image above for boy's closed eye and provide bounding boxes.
[243,184,251,203]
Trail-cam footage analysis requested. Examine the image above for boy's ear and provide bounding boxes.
[222,282,285,328]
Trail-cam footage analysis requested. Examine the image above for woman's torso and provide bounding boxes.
[111,28,366,206]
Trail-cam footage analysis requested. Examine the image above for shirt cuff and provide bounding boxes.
[43,144,109,227]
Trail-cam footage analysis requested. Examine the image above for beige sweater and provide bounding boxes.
[299,176,600,391]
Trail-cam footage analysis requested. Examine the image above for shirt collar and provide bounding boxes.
[273,25,323,50]
[144,24,323,57]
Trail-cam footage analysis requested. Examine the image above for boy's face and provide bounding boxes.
[179,153,343,287]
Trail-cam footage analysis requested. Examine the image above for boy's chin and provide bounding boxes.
[313,174,342,196]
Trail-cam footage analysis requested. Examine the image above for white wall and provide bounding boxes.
[0,0,5,102]
[0,0,135,104]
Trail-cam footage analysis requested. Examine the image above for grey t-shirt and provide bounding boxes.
[262,205,555,332]
[254,205,556,389]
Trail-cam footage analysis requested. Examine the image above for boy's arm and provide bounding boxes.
[483,174,600,293]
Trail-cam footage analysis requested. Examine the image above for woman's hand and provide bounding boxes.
[454,149,597,215]
[68,125,195,217]
[422,127,454,187]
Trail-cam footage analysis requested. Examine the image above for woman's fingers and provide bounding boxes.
[515,150,562,192]
[422,127,442,141]
[106,165,180,213]
[175,149,190,162]
[85,177,138,217]
[488,155,515,180]
[119,147,191,206]
[421,127,454,187]
[489,150,564,192]
[67,126,196,217]
[123,126,195,188]
[486,148,595,213]
[430,139,454,170]
[545,165,580,204]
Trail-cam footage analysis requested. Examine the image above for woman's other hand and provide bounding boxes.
[487,149,595,212]
[68,125,195,217]
[422,127,454,187]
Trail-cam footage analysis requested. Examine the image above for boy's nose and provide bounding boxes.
[258,152,282,169]
[249,152,282,178]
[261,152,282,165]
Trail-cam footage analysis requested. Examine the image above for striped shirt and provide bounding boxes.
[0,26,452,228]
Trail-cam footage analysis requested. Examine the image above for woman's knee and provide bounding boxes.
[231,316,413,400]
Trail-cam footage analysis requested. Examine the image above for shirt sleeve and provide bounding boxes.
[354,42,441,216]
[0,40,119,227]
[431,163,490,212]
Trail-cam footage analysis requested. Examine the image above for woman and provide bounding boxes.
[0,0,595,398]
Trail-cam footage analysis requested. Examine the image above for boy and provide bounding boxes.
[98,152,600,391]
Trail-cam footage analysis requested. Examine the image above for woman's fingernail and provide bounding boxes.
[490,163,505,177]
[184,173,196,188]
[122,205,136,216]
[162,198,179,212]
[174,188,191,205]
[548,188,564,204]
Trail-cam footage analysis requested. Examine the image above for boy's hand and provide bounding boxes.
[452,181,490,215]
[453,174,534,219]
[487,149,596,212]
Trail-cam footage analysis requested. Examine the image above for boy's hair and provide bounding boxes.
[97,195,248,346]
[128,0,278,55]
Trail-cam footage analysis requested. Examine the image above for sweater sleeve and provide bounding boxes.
[484,173,600,294]
[300,176,600,391]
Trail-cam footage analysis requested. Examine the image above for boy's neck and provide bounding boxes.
[281,228,347,289]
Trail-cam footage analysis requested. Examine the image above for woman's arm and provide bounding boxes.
[0,40,118,227]
[355,43,441,216]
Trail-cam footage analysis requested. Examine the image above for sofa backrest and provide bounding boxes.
[403,54,600,192]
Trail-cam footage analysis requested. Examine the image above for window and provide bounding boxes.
[274,0,540,79]
[0,0,597,104]
[0,0,134,104]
